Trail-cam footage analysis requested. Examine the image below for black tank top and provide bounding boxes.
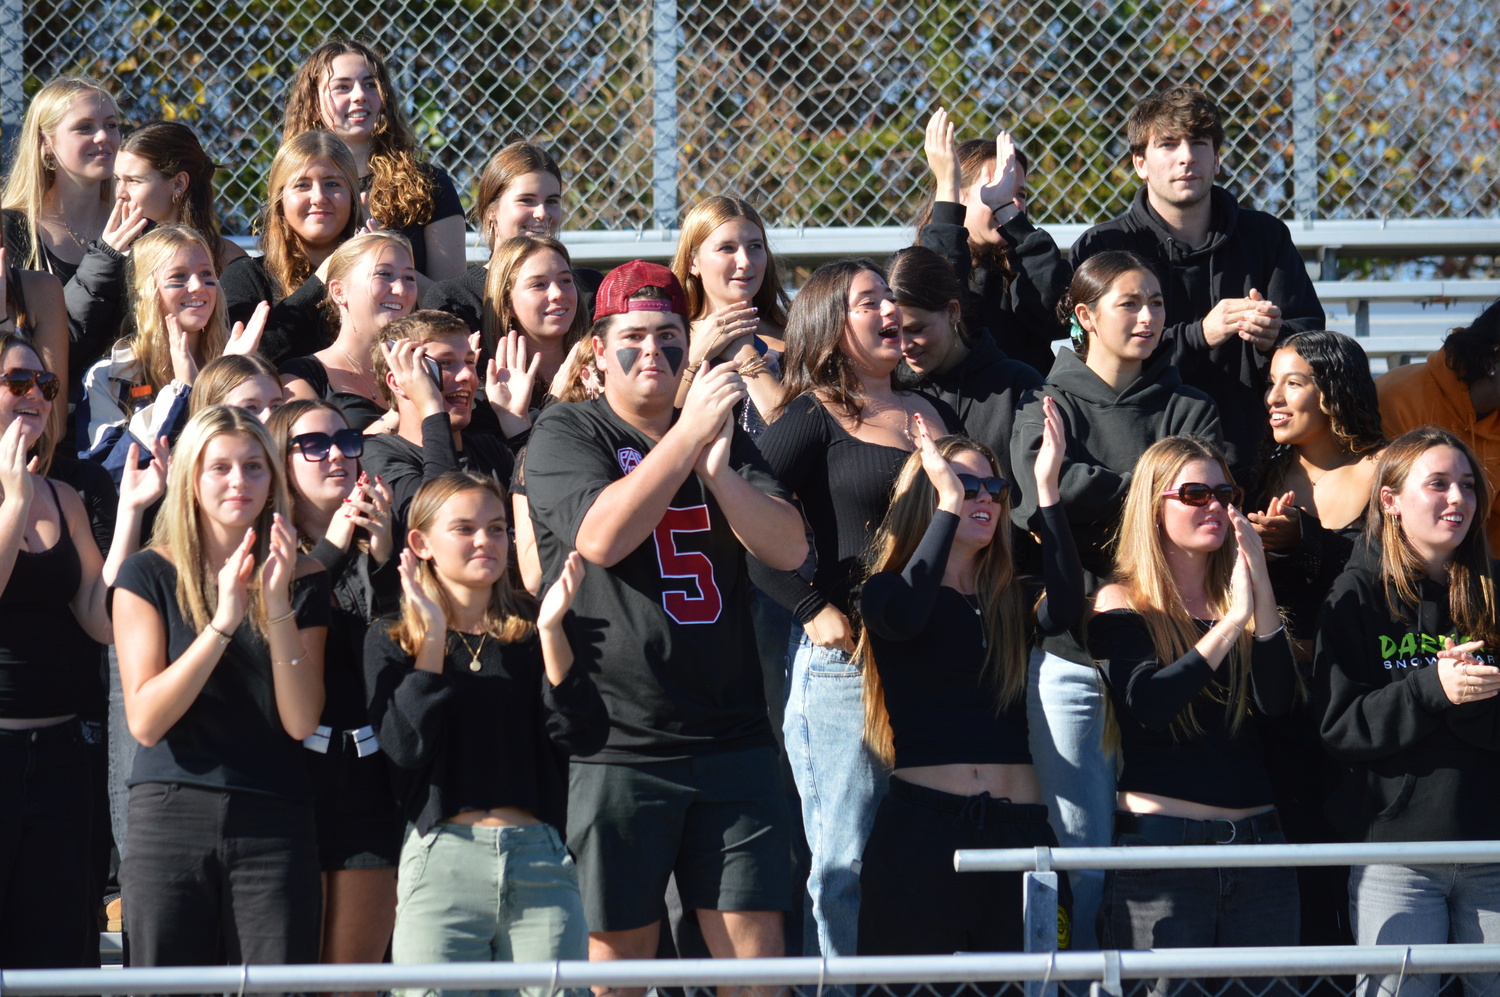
[0,480,83,717]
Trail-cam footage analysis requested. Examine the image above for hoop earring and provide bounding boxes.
[173,189,185,205]
[42,151,58,171]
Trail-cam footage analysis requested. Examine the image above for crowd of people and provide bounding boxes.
[2,39,1499,997]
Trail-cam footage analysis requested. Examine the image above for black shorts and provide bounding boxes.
[567,744,791,932]
[305,732,404,871]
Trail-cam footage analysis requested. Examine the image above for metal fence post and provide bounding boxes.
[1023,871,1060,997]
[1290,0,1318,225]
[0,0,22,172]
[650,0,680,232]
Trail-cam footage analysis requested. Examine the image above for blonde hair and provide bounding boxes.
[1368,427,1500,645]
[320,229,414,327]
[125,226,229,396]
[550,338,602,404]
[259,132,363,299]
[671,196,789,328]
[281,38,434,231]
[1110,435,1254,739]
[388,472,536,654]
[480,235,588,359]
[189,353,281,417]
[149,406,292,640]
[858,437,1031,765]
[0,77,119,270]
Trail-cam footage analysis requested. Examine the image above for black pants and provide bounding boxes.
[121,782,321,967]
[0,721,96,969]
[858,776,1071,954]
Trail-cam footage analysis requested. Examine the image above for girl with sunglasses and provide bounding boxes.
[856,400,1080,954]
[268,399,401,985]
[0,333,161,968]
[113,404,330,969]
[364,471,607,975]
[1008,250,1221,947]
[280,231,417,432]
[1088,435,1296,972]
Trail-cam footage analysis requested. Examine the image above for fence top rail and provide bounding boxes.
[6,946,1500,995]
[955,840,1500,874]
[1313,279,1500,304]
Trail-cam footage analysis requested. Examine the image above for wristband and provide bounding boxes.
[205,623,233,646]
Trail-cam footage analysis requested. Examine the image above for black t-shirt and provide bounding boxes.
[360,163,464,276]
[524,398,785,762]
[114,549,333,800]
[360,413,516,536]
[219,255,332,363]
[277,354,387,432]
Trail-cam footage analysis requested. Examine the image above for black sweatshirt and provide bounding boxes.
[1090,610,1296,809]
[360,413,516,538]
[363,621,608,836]
[1071,186,1324,486]
[1316,549,1500,841]
[860,505,1083,768]
[918,202,1072,376]
[219,255,332,363]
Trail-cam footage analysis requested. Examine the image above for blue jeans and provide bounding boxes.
[1350,863,1500,997]
[1027,647,1116,950]
[782,627,888,957]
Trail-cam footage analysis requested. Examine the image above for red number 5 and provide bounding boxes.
[652,505,722,625]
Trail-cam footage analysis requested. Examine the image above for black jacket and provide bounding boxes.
[918,202,1072,376]
[1071,186,1324,487]
[219,255,331,363]
[1316,547,1500,841]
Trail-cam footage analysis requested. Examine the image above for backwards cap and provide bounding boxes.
[592,260,689,322]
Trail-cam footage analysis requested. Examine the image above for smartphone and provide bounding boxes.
[387,338,442,388]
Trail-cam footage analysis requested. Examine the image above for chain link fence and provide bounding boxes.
[4,0,1498,237]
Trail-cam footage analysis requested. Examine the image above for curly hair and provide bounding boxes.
[1440,298,1500,386]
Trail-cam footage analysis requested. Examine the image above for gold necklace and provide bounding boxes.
[334,343,380,402]
[47,209,91,251]
[453,629,487,672]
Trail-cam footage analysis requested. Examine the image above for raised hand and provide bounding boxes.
[913,411,964,513]
[1436,637,1500,706]
[1248,490,1301,550]
[923,107,961,204]
[340,473,395,564]
[381,337,445,417]
[0,418,34,510]
[977,131,1022,216]
[538,550,585,632]
[166,314,200,385]
[212,527,258,634]
[485,329,541,433]
[397,547,446,638]
[102,197,150,254]
[1226,546,1254,632]
[120,436,170,513]
[260,512,297,619]
[694,302,759,362]
[224,300,270,357]
[1034,395,1065,505]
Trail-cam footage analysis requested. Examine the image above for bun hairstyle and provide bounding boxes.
[1055,250,1157,359]
[1368,427,1499,646]
[121,121,231,271]
[670,196,789,328]
[474,141,563,250]
[886,245,968,344]
[857,435,1029,765]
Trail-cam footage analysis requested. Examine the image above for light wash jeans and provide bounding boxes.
[392,822,588,997]
[1351,862,1500,997]
[1026,647,1117,950]
[782,627,889,957]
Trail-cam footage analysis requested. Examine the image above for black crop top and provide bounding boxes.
[1088,609,1297,809]
[860,505,1083,768]
[0,481,82,718]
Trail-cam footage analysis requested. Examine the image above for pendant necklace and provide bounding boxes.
[335,342,381,402]
[453,629,487,672]
[960,591,986,649]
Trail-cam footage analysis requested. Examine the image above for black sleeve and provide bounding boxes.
[918,202,976,295]
[1089,609,1217,732]
[541,665,610,758]
[744,395,832,623]
[292,567,333,630]
[1033,503,1084,635]
[1000,213,1072,348]
[1261,218,1325,337]
[363,623,453,770]
[364,414,460,528]
[277,355,331,396]
[1317,573,1451,762]
[860,510,957,642]
[63,241,129,382]
[425,165,465,222]
[1010,388,1128,532]
[308,536,354,576]
[1444,698,1500,751]
[1248,633,1297,718]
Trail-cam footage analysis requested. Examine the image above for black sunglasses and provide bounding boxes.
[4,368,60,401]
[957,473,1011,502]
[1161,483,1243,508]
[289,429,364,461]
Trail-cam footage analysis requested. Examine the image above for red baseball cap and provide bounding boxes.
[593,260,689,321]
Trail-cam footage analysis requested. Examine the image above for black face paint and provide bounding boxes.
[615,347,642,374]
[661,346,684,374]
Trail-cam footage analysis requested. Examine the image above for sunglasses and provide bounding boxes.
[289,429,365,461]
[4,368,60,401]
[957,473,1011,502]
[1161,483,1243,508]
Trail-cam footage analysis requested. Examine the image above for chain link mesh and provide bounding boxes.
[14,0,1500,234]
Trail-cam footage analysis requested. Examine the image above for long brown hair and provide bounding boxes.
[775,257,888,421]
[473,142,563,251]
[1367,428,1500,645]
[0,334,57,475]
[911,138,1027,281]
[121,121,230,272]
[258,132,363,299]
[480,235,588,359]
[281,38,434,230]
[858,436,1031,765]
[671,196,789,328]
[387,472,537,654]
[1110,435,1254,739]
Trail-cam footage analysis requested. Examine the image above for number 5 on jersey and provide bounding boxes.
[652,505,722,625]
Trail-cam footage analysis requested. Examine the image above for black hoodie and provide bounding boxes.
[1316,546,1500,842]
[1071,187,1324,487]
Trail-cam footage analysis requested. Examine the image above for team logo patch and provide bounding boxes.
[617,448,644,474]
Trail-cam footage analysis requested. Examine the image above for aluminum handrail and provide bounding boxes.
[955,840,1500,874]
[6,946,1500,995]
